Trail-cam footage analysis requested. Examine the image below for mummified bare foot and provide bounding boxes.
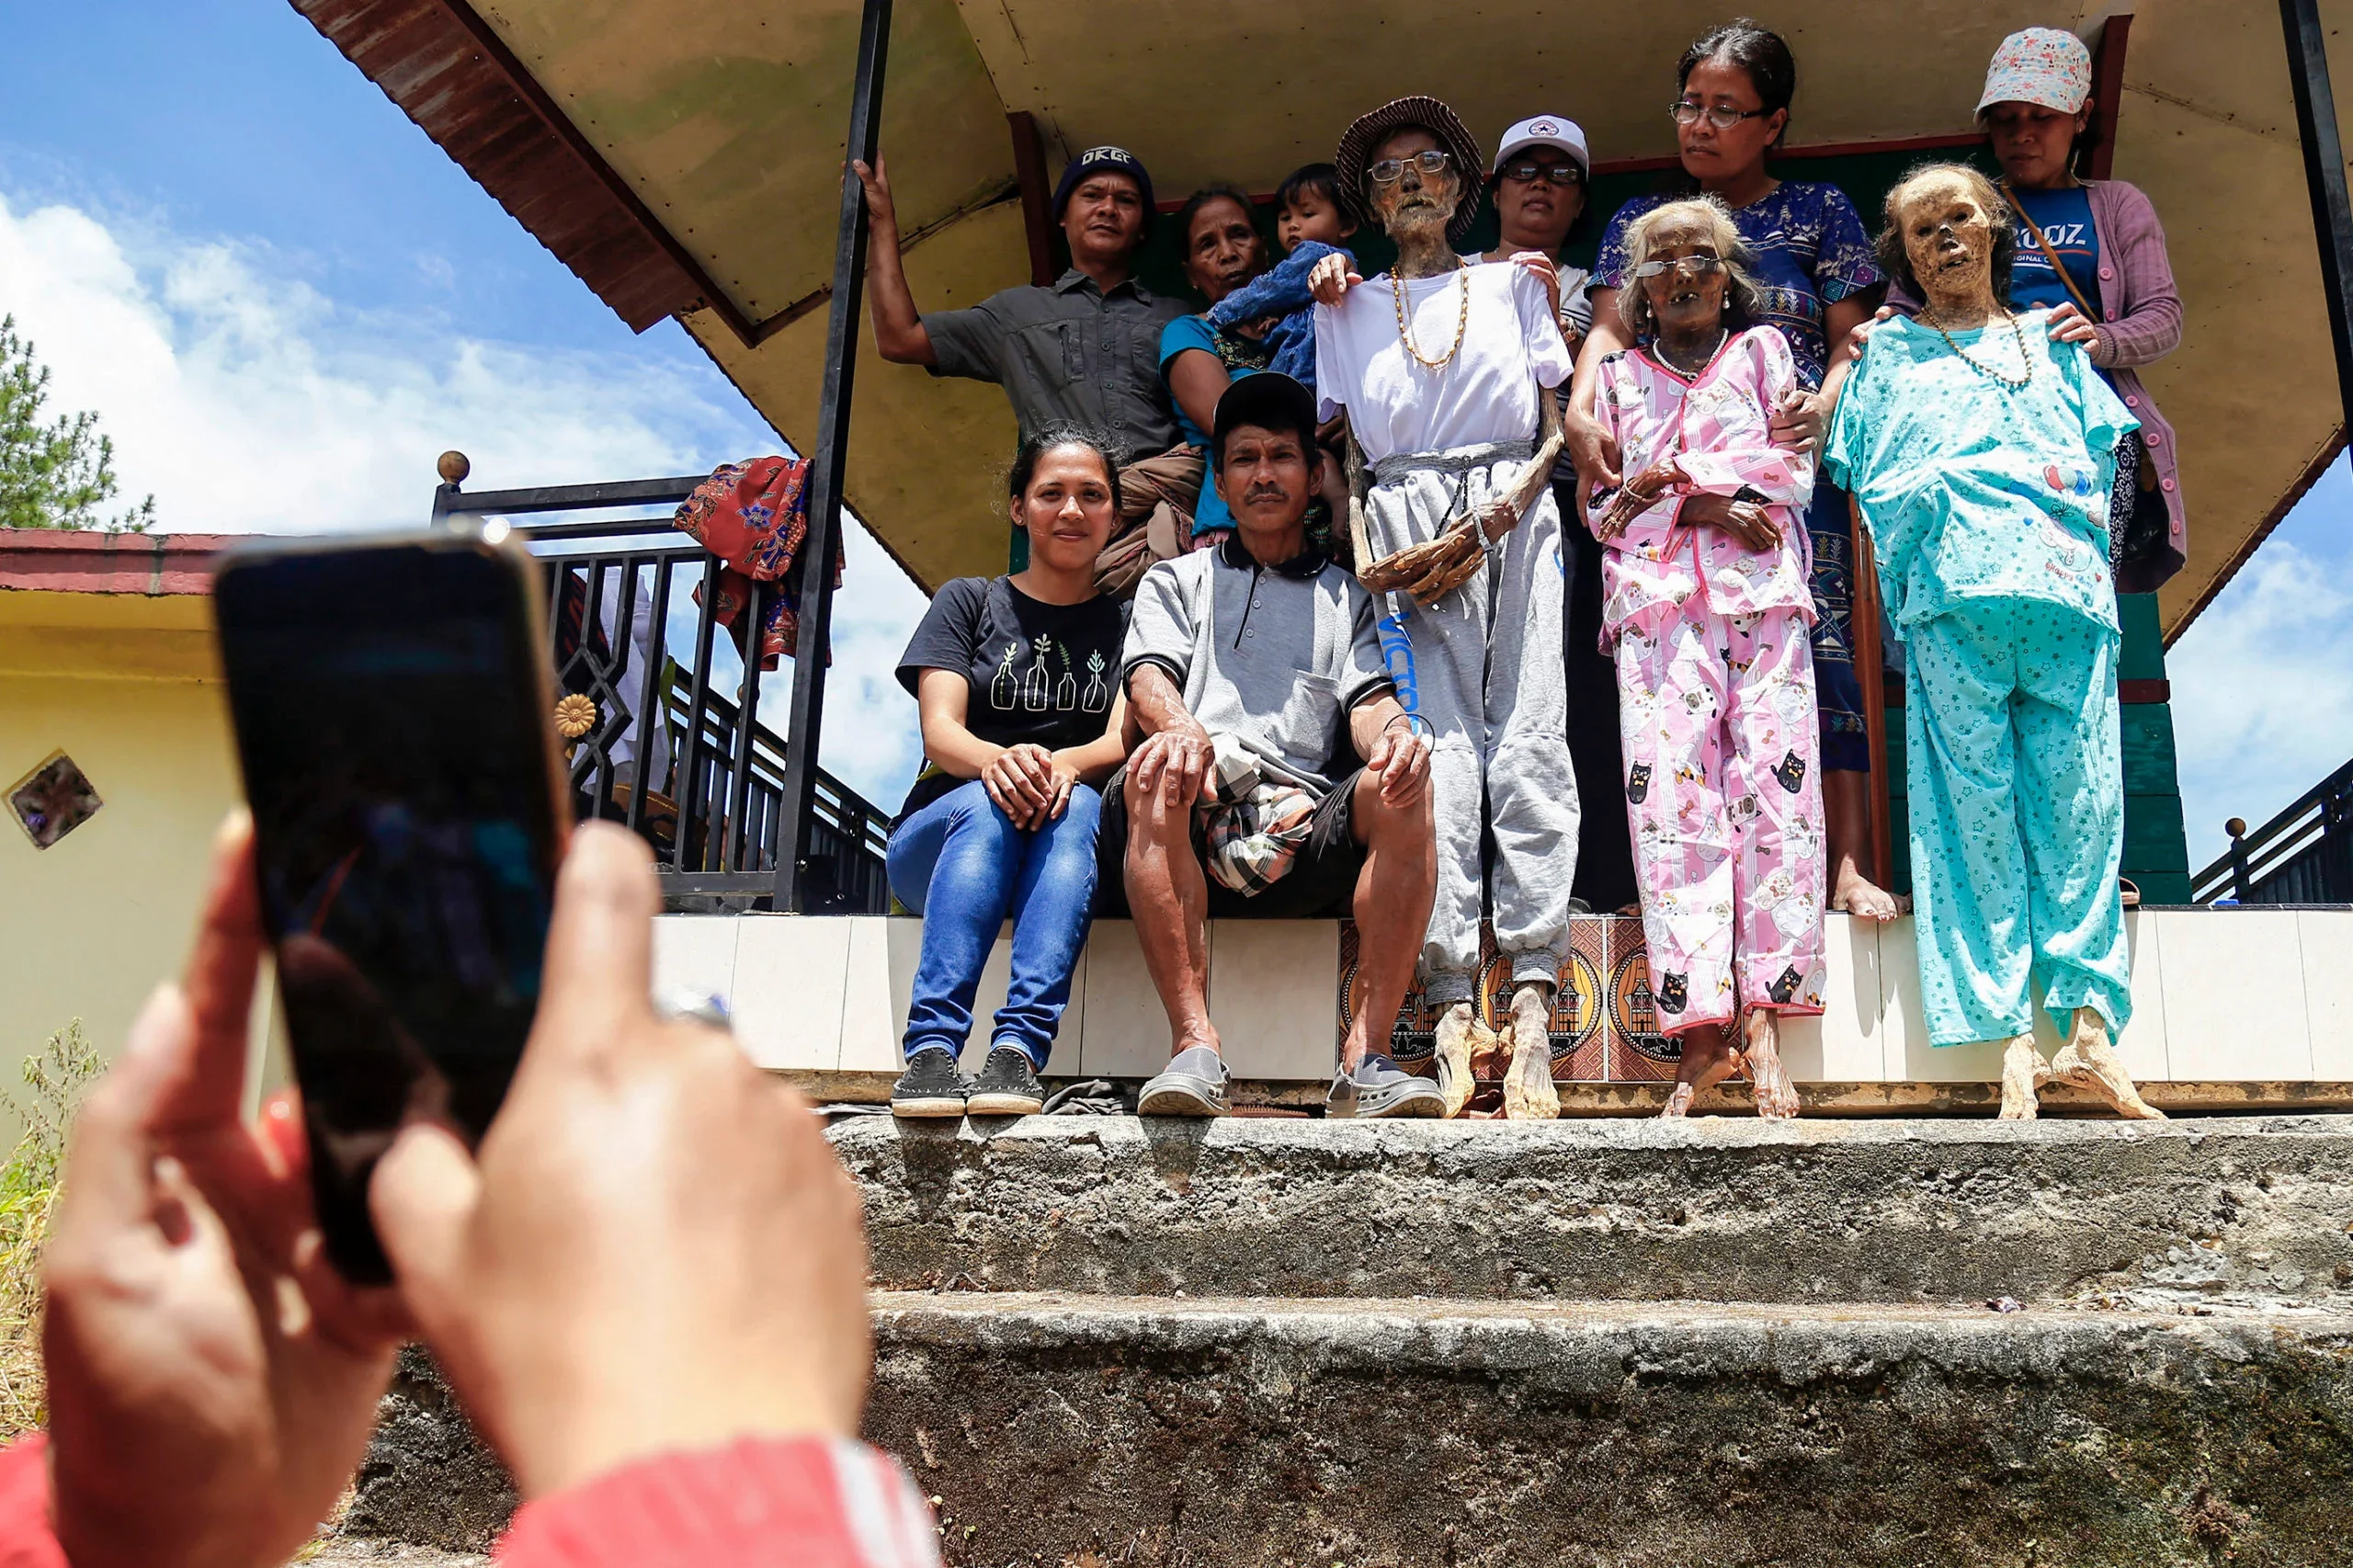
[1742,1010,1801,1119]
[1433,1001,1483,1120]
[1503,983,1561,1121]
[1660,1024,1740,1119]
[2049,1009,2167,1120]
[1998,1033,2047,1120]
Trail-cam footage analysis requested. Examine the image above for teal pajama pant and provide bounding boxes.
[1904,599,2131,1048]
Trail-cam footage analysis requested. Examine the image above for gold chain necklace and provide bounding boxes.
[1392,257,1472,371]
[1919,304,2034,390]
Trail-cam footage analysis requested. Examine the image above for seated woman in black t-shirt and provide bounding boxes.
[887,426,1133,1119]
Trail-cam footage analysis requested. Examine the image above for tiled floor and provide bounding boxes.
[654,907,2340,1085]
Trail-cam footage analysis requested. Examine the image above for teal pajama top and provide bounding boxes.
[1824,310,2141,1046]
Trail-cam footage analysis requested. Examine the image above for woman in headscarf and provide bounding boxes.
[1308,96,1577,1120]
[1567,18,1899,926]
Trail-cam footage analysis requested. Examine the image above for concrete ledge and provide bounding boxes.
[838,1114,2353,1308]
[866,1294,2353,1568]
[355,1298,2353,1564]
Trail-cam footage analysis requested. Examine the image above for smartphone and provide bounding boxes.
[214,527,570,1282]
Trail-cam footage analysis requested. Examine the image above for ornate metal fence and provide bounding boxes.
[432,465,891,913]
[2193,754,2353,905]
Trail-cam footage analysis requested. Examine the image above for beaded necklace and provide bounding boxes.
[1392,257,1472,371]
[1919,303,2035,390]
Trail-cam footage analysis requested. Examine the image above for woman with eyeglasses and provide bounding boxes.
[1586,198,1826,1120]
[1567,17,1900,929]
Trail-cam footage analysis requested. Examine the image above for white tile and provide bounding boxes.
[2156,910,2313,1080]
[836,916,905,1074]
[2304,912,2353,1080]
[2112,909,2170,1081]
[1077,919,1171,1079]
[730,916,846,1072]
[1779,913,1883,1081]
[1209,920,1339,1081]
[649,915,740,1006]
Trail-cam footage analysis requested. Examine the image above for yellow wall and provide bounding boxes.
[0,590,272,1136]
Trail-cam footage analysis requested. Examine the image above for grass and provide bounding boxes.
[0,1019,103,1439]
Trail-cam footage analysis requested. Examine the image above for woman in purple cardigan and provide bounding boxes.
[1870,28,2188,590]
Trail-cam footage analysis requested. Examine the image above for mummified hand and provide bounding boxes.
[1594,461,1679,540]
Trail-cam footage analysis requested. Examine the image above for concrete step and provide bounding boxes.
[354,1294,2353,1565]
[838,1113,2353,1310]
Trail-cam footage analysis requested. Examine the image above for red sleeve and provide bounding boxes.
[0,1436,65,1568]
[494,1436,941,1568]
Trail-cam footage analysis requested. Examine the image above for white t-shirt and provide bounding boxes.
[1313,261,1574,464]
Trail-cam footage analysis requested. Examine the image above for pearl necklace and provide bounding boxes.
[1392,258,1472,371]
[1655,328,1727,378]
[1920,304,2034,390]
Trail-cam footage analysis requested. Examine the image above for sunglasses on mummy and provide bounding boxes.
[1368,149,1452,184]
[1630,254,1728,279]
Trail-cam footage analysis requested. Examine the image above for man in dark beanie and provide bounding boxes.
[856,145,1196,587]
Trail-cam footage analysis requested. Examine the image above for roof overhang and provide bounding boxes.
[293,0,2353,637]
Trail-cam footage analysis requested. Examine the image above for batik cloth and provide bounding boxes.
[672,457,836,670]
[1616,605,1826,1033]
[1904,599,2130,1047]
[1197,733,1318,894]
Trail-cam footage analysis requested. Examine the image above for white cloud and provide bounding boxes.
[2169,540,2353,874]
[0,190,926,809]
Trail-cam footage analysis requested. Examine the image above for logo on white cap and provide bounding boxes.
[1530,119,1559,136]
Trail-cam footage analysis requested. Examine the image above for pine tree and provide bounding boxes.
[0,315,154,532]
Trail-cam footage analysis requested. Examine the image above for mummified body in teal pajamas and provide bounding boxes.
[1824,165,2162,1120]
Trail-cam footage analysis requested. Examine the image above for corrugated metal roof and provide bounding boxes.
[291,0,710,333]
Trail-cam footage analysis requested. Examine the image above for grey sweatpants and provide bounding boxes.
[1364,446,1578,1005]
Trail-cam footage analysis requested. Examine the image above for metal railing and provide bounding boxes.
[430,461,892,912]
[2192,754,2353,905]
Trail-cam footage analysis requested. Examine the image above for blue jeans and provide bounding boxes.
[885,778,1102,1069]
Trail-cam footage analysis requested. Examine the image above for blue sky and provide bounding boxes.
[2,0,2347,880]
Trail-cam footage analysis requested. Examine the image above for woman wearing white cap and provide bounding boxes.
[1477,113,1641,917]
[1967,26,2188,591]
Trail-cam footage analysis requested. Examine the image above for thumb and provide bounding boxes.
[369,1121,483,1317]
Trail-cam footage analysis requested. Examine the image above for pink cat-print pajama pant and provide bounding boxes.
[1614,605,1829,1037]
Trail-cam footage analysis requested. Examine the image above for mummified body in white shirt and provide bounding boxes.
[1313,96,1580,1120]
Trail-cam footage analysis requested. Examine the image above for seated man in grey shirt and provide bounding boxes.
[1101,374,1442,1119]
[854,148,1195,578]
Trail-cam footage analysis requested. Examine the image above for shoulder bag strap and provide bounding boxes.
[2003,180,2102,323]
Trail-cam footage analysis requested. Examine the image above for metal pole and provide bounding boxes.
[2280,0,2353,432]
[778,0,892,912]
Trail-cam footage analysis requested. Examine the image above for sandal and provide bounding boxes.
[2119,877,2141,908]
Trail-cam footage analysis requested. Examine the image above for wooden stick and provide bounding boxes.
[1850,494,1893,890]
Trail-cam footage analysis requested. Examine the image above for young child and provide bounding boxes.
[1587,199,1826,1121]
[1207,163,1358,391]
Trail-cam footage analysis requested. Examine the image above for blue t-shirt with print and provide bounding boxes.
[2008,185,2101,317]
[1822,309,2137,640]
[1159,313,1271,537]
[1596,179,1881,391]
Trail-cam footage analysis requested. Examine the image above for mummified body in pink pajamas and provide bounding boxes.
[1588,199,1828,1117]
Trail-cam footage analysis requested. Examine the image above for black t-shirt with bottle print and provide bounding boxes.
[892,575,1129,820]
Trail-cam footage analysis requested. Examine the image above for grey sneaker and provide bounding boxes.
[890,1047,969,1119]
[1137,1045,1231,1116]
[966,1045,1046,1117]
[1326,1053,1447,1119]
